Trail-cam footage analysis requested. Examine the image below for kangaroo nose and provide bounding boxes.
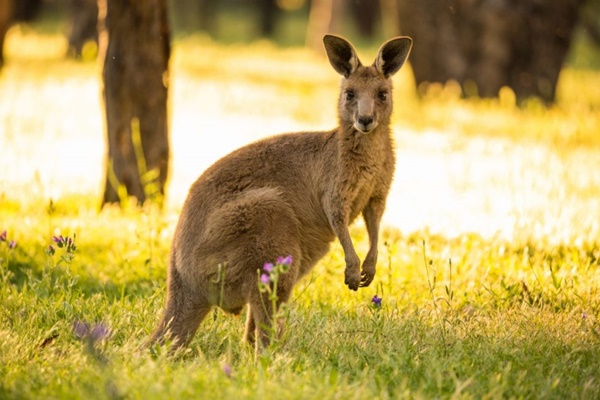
[358,116,374,127]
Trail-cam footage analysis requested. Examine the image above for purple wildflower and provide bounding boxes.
[260,274,270,284]
[583,312,588,320]
[0,230,6,242]
[73,321,110,343]
[371,295,382,307]
[47,245,55,256]
[223,363,232,378]
[263,262,274,273]
[277,255,293,266]
[73,320,91,339]
[51,234,76,253]
[8,240,16,249]
[90,323,110,342]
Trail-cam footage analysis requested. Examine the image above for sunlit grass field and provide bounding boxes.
[1,26,600,399]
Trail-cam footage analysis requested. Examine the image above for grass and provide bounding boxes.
[1,25,600,399]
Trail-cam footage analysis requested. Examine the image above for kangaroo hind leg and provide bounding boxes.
[149,266,211,352]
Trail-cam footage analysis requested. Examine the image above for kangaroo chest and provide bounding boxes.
[344,148,393,223]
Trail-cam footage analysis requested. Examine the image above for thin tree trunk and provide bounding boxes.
[380,0,399,38]
[0,0,14,67]
[67,0,98,58]
[305,0,343,51]
[350,0,379,38]
[99,0,170,207]
[257,0,278,37]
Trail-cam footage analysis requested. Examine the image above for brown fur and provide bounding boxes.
[149,35,412,353]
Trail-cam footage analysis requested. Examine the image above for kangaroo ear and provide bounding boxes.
[374,37,412,78]
[323,34,361,78]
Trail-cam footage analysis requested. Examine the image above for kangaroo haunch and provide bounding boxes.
[149,34,413,353]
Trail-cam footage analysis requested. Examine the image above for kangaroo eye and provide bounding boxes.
[377,91,388,101]
[345,90,355,101]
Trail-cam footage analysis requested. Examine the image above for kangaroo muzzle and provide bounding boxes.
[354,99,378,133]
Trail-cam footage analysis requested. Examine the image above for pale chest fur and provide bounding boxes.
[338,131,395,223]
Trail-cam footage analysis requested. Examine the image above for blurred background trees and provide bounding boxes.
[0,0,43,66]
[1,0,598,104]
[0,0,598,205]
[398,0,591,104]
[66,0,97,58]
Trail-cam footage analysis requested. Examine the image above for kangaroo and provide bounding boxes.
[149,35,412,353]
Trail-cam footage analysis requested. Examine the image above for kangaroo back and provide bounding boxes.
[149,35,412,354]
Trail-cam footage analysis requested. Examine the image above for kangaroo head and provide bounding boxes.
[323,35,412,134]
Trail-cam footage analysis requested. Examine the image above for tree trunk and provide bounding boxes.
[197,0,218,34]
[508,0,584,102]
[305,0,344,51]
[99,0,170,207]
[398,0,586,104]
[350,0,379,38]
[170,0,217,34]
[257,0,279,37]
[67,0,98,58]
[0,0,14,67]
[12,0,41,21]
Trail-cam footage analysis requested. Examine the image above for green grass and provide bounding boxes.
[1,214,599,398]
[1,27,600,399]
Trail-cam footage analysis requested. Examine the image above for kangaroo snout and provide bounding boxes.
[356,114,376,133]
[353,97,377,133]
